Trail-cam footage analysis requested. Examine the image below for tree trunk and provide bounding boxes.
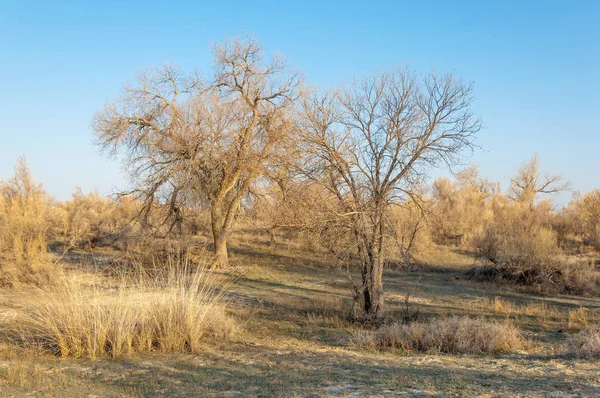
[364,213,386,318]
[363,252,385,318]
[353,218,386,320]
[210,210,229,268]
[371,257,385,317]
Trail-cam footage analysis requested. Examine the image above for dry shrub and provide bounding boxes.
[430,166,496,247]
[15,259,235,358]
[559,190,600,251]
[564,326,600,358]
[472,200,559,278]
[556,259,600,295]
[56,188,140,250]
[0,157,59,286]
[468,200,600,294]
[354,316,524,354]
[579,190,600,249]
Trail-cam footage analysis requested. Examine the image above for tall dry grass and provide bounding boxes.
[353,316,525,354]
[15,256,235,358]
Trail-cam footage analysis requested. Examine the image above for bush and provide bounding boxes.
[469,199,600,294]
[353,316,524,354]
[565,326,600,358]
[430,166,495,247]
[563,190,600,251]
[56,188,139,250]
[0,157,58,286]
[15,259,235,358]
[471,200,564,286]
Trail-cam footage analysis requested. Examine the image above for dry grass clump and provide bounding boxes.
[310,295,347,316]
[15,261,235,358]
[564,326,600,358]
[353,317,524,354]
[0,361,69,391]
[567,307,591,329]
[480,296,560,320]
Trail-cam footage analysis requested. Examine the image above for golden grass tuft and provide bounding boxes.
[14,260,235,359]
[567,307,591,330]
[480,296,561,321]
[353,316,525,354]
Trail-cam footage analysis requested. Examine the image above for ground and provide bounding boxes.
[1,233,600,397]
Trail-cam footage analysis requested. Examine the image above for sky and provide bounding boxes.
[1,0,599,206]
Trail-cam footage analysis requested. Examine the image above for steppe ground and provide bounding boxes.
[1,231,599,397]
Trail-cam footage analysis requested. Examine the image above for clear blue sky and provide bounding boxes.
[1,0,599,205]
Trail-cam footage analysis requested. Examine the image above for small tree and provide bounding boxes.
[509,154,570,206]
[300,67,481,318]
[93,37,300,266]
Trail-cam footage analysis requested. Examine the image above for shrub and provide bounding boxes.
[564,326,600,358]
[566,189,600,250]
[0,157,58,286]
[56,188,140,250]
[430,166,495,247]
[353,316,524,354]
[15,259,235,358]
[470,200,568,288]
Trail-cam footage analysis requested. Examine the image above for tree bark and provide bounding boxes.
[361,250,385,319]
[369,254,385,318]
[210,209,229,268]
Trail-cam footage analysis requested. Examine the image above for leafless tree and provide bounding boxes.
[93,37,300,266]
[299,67,481,318]
[508,154,571,206]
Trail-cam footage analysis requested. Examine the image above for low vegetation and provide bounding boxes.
[1,36,599,397]
[14,259,235,359]
[353,317,525,354]
[565,325,600,358]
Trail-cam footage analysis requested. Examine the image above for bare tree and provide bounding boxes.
[299,67,481,318]
[93,37,300,266]
[508,154,571,206]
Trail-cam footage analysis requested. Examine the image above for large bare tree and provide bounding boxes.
[299,68,481,318]
[93,37,300,266]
